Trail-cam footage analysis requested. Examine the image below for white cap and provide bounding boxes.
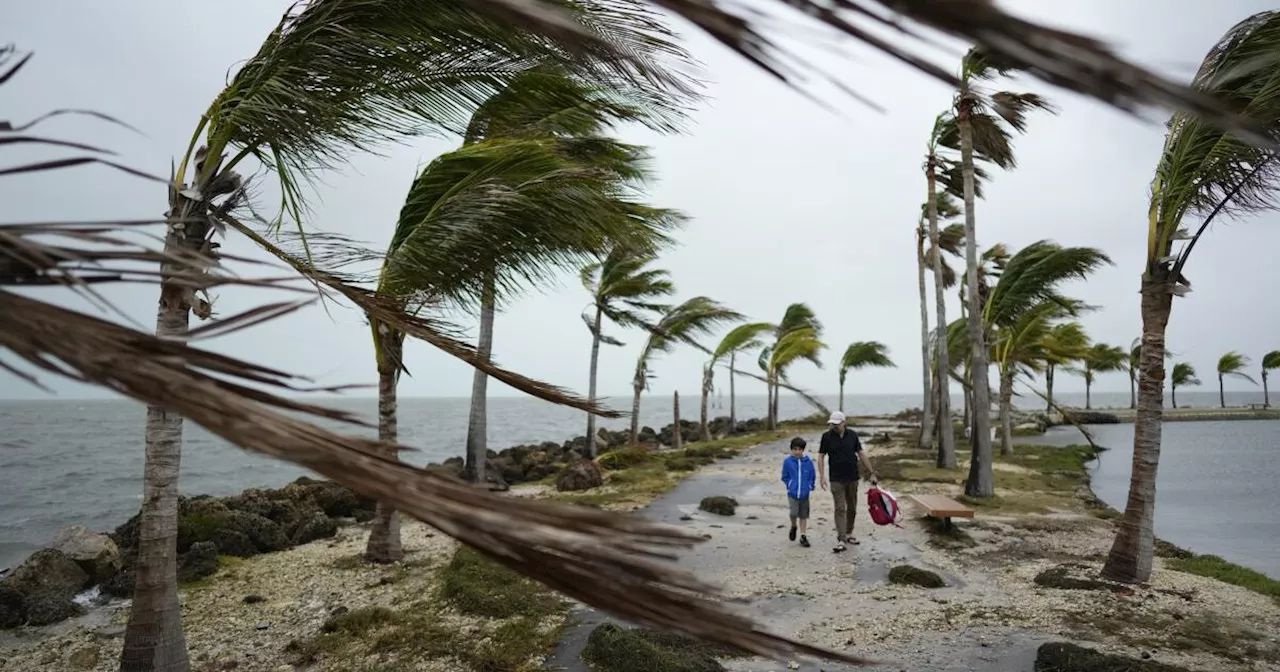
[828,411,846,425]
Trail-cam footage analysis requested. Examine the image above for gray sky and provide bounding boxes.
[4,0,1278,404]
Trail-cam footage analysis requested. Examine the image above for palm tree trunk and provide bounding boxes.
[121,302,190,672]
[916,228,936,449]
[1172,384,1178,409]
[927,157,956,468]
[1129,369,1137,409]
[1101,280,1173,584]
[1086,378,1093,409]
[958,86,994,498]
[1264,371,1270,408]
[365,364,404,563]
[766,373,776,430]
[1219,373,1226,408]
[121,189,209,672]
[999,368,1014,457]
[699,365,712,441]
[729,353,737,432]
[464,276,495,483]
[839,381,845,413]
[1045,365,1055,414]
[585,307,604,457]
[673,391,683,450]
[629,376,643,445]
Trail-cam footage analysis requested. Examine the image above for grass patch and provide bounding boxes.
[1012,425,1045,437]
[438,546,564,619]
[888,565,945,588]
[1062,602,1280,664]
[581,623,746,672]
[597,447,653,470]
[1034,642,1193,672]
[1166,554,1280,603]
[1033,564,1126,593]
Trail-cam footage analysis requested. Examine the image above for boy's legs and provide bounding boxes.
[797,498,810,547]
[788,497,800,541]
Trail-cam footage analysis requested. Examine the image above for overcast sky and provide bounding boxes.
[4,0,1278,404]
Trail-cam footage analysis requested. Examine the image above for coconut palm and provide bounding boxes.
[946,47,1055,497]
[1263,351,1280,408]
[1216,351,1257,408]
[123,2,701,662]
[451,68,686,487]
[1101,11,1280,586]
[1040,322,1090,414]
[367,86,682,561]
[1078,344,1128,410]
[760,304,825,429]
[1170,362,1201,409]
[706,322,773,438]
[630,298,743,444]
[582,246,675,455]
[838,342,895,412]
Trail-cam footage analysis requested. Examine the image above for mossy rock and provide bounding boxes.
[582,623,744,672]
[1033,564,1126,593]
[887,565,945,588]
[1034,642,1194,672]
[438,546,562,619]
[665,457,698,472]
[698,496,738,516]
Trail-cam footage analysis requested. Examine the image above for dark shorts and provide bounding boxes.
[788,496,810,519]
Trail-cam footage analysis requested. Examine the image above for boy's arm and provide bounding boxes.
[780,460,790,485]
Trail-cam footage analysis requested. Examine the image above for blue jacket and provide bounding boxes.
[781,454,817,500]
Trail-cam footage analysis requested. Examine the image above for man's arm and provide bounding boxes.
[817,453,828,490]
[854,436,877,481]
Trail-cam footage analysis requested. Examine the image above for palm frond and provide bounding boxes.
[771,327,825,371]
[1263,350,1280,371]
[983,241,1112,329]
[637,296,743,370]
[837,341,894,384]
[1171,362,1201,387]
[1217,350,1255,382]
[777,302,822,336]
[712,321,773,362]
[1084,343,1129,375]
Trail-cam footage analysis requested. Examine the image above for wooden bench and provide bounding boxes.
[906,494,975,530]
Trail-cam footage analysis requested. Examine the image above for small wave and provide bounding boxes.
[73,586,102,607]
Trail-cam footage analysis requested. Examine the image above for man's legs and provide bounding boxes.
[843,480,858,541]
[830,481,849,545]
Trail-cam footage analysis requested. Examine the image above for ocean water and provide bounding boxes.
[1028,420,1280,579]
[0,389,1265,570]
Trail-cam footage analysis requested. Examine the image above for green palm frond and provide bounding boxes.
[712,321,773,363]
[1084,343,1128,376]
[1040,321,1091,367]
[1171,362,1201,388]
[777,302,822,336]
[838,341,894,385]
[1217,350,1258,384]
[380,134,680,308]
[1263,350,1280,371]
[983,241,1112,328]
[583,244,675,337]
[770,327,825,372]
[1148,11,1280,281]
[636,296,743,377]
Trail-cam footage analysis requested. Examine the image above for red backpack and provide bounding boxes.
[866,484,903,528]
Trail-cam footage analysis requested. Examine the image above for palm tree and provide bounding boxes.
[1170,362,1200,409]
[1040,322,1090,414]
[123,3,699,663]
[760,304,825,429]
[706,322,773,438]
[838,342,895,412]
[451,68,685,486]
[367,89,682,560]
[919,116,965,460]
[582,246,675,456]
[1216,351,1257,408]
[948,47,1055,498]
[1078,344,1127,410]
[1263,351,1280,408]
[971,241,1109,458]
[1100,11,1280,587]
[630,298,743,444]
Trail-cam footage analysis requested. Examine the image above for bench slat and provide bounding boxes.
[907,494,975,518]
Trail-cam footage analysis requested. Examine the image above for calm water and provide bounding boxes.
[0,390,1267,570]
[1035,420,1280,578]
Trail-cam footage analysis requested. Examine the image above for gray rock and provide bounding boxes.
[0,548,89,628]
[48,525,122,584]
[67,645,100,670]
[554,460,603,492]
[290,513,338,546]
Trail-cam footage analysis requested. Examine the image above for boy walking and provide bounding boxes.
[780,436,816,548]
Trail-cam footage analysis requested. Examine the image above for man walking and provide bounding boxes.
[818,411,877,552]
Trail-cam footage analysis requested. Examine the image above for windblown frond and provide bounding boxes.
[711,321,773,362]
[837,341,894,385]
[1171,362,1201,388]
[1263,351,1280,371]
[1084,343,1128,377]
[983,241,1112,329]
[635,296,743,382]
[1217,350,1257,384]
[582,243,675,345]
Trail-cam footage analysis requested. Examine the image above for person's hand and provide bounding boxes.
[820,478,828,491]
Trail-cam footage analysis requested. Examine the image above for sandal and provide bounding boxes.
[832,542,847,553]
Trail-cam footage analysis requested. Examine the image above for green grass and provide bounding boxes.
[438,546,565,619]
[1166,554,1280,603]
[581,623,746,672]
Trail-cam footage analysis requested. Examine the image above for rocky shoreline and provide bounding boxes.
[0,412,832,634]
